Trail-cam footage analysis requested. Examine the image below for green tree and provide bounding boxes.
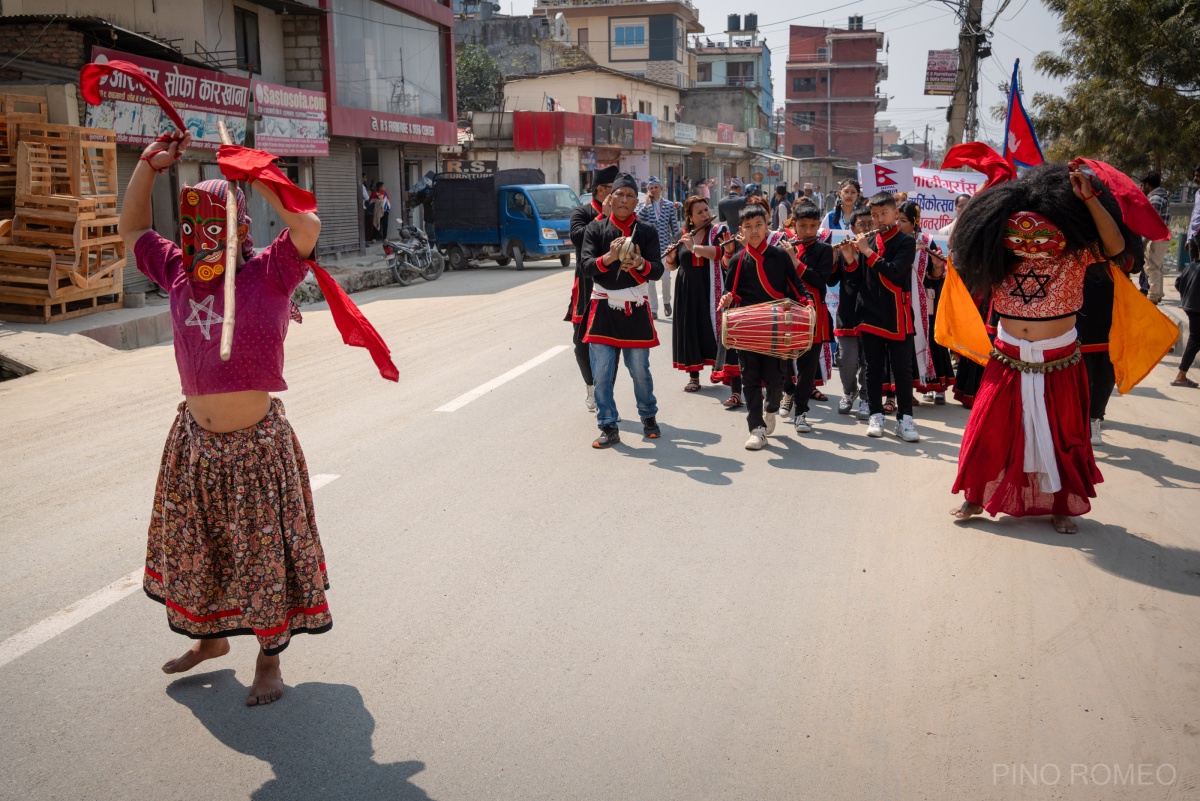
[1032,0,1200,185]
[456,45,503,115]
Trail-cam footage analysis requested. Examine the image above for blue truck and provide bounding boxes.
[432,169,579,270]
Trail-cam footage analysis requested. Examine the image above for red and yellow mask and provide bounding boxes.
[1003,211,1066,260]
[180,186,230,282]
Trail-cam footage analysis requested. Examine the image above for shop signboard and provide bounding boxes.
[717,123,734,144]
[594,116,635,149]
[84,47,250,150]
[252,80,328,157]
[924,50,959,96]
[674,122,696,145]
[439,159,497,179]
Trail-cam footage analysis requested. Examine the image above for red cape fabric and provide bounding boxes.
[1073,158,1171,242]
[309,264,399,382]
[941,143,1017,189]
[79,61,187,133]
[217,145,317,214]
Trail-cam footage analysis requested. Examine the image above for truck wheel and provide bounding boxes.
[559,253,572,268]
[494,255,511,267]
[511,247,525,271]
[446,245,468,271]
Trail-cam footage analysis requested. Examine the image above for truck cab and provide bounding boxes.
[498,185,577,268]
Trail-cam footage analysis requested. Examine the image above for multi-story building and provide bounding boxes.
[0,0,456,263]
[531,0,703,90]
[691,14,773,122]
[784,16,887,163]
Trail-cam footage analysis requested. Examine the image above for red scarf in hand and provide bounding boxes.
[941,142,1017,189]
[79,60,187,133]
[307,264,399,382]
[1072,158,1171,242]
[217,145,317,213]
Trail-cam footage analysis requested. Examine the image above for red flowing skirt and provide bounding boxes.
[952,340,1102,518]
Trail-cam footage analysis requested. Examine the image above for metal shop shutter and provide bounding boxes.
[116,148,156,294]
[314,137,362,257]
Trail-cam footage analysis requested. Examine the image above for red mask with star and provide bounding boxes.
[179,186,229,282]
[1003,211,1066,260]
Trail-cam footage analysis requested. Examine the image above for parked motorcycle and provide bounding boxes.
[383,224,445,286]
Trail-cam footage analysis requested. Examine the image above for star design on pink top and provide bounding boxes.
[1008,269,1052,304]
[185,294,223,340]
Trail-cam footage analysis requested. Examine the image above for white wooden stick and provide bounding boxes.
[217,120,237,361]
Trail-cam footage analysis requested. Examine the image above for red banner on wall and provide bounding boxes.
[83,46,250,150]
[717,123,734,144]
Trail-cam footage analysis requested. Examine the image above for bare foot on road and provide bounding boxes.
[247,651,284,706]
[951,501,983,521]
[1051,515,1078,534]
[162,638,229,674]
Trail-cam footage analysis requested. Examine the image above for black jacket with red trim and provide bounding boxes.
[723,241,810,307]
[566,199,606,323]
[795,238,835,343]
[848,226,915,340]
[834,248,865,334]
[580,214,665,348]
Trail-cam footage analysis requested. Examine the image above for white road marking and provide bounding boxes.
[0,568,143,670]
[310,473,340,491]
[435,345,570,412]
[0,473,341,670]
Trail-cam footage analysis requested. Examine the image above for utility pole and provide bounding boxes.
[924,123,930,165]
[945,0,986,150]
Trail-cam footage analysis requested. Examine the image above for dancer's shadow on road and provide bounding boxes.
[167,670,433,801]
[617,423,744,485]
[767,435,880,473]
[959,518,1200,597]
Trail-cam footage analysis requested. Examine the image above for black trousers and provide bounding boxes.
[1181,310,1200,373]
[791,346,823,416]
[739,351,787,431]
[1083,351,1115,421]
[862,332,914,418]
[572,323,593,386]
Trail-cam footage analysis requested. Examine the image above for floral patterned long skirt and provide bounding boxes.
[143,398,331,655]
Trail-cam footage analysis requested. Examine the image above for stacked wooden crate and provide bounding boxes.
[0,112,125,323]
[0,94,49,217]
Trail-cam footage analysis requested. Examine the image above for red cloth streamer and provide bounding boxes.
[1072,158,1171,242]
[309,264,399,382]
[941,142,1017,189]
[217,145,317,214]
[80,60,187,133]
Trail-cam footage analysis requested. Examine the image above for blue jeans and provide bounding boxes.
[589,344,657,428]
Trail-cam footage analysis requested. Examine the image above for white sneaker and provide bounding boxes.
[855,398,871,420]
[745,427,768,450]
[866,413,885,438]
[838,394,854,414]
[896,414,920,442]
[794,413,813,433]
[764,411,777,435]
[1090,418,1103,446]
[924,391,936,403]
[585,385,597,413]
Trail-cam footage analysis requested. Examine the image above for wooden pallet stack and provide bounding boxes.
[0,107,125,323]
[0,94,49,217]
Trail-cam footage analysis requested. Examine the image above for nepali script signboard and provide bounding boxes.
[924,50,958,96]
[85,47,249,150]
[252,81,329,157]
[911,167,985,233]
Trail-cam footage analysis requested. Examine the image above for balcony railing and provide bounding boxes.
[536,0,694,8]
[725,76,758,88]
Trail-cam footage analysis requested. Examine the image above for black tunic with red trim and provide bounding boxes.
[1077,259,1128,353]
[849,225,916,340]
[581,213,665,348]
[724,240,810,308]
[794,238,836,344]
[834,248,865,335]
[565,199,606,324]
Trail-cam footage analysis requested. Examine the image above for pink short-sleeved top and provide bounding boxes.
[992,248,1100,321]
[134,229,311,396]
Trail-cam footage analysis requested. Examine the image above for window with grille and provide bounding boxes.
[792,144,815,157]
[792,77,816,92]
[614,25,646,47]
[697,62,712,81]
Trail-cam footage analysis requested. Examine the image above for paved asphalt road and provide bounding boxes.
[1,264,1199,800]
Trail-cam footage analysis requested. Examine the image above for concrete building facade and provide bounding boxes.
[691,13,773,122]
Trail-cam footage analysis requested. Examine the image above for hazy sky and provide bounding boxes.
[515,0,1071,150]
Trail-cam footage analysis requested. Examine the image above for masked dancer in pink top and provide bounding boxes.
[118,131,329,707]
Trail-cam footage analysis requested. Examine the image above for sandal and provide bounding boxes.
[722,393,743,409]
[811,389,827,402]
[1171,378,1199,388]
[883,398,897,414]
[684,378,701,392]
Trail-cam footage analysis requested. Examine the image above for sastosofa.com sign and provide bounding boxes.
[253,81,329,157]
[84,47,249,150]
